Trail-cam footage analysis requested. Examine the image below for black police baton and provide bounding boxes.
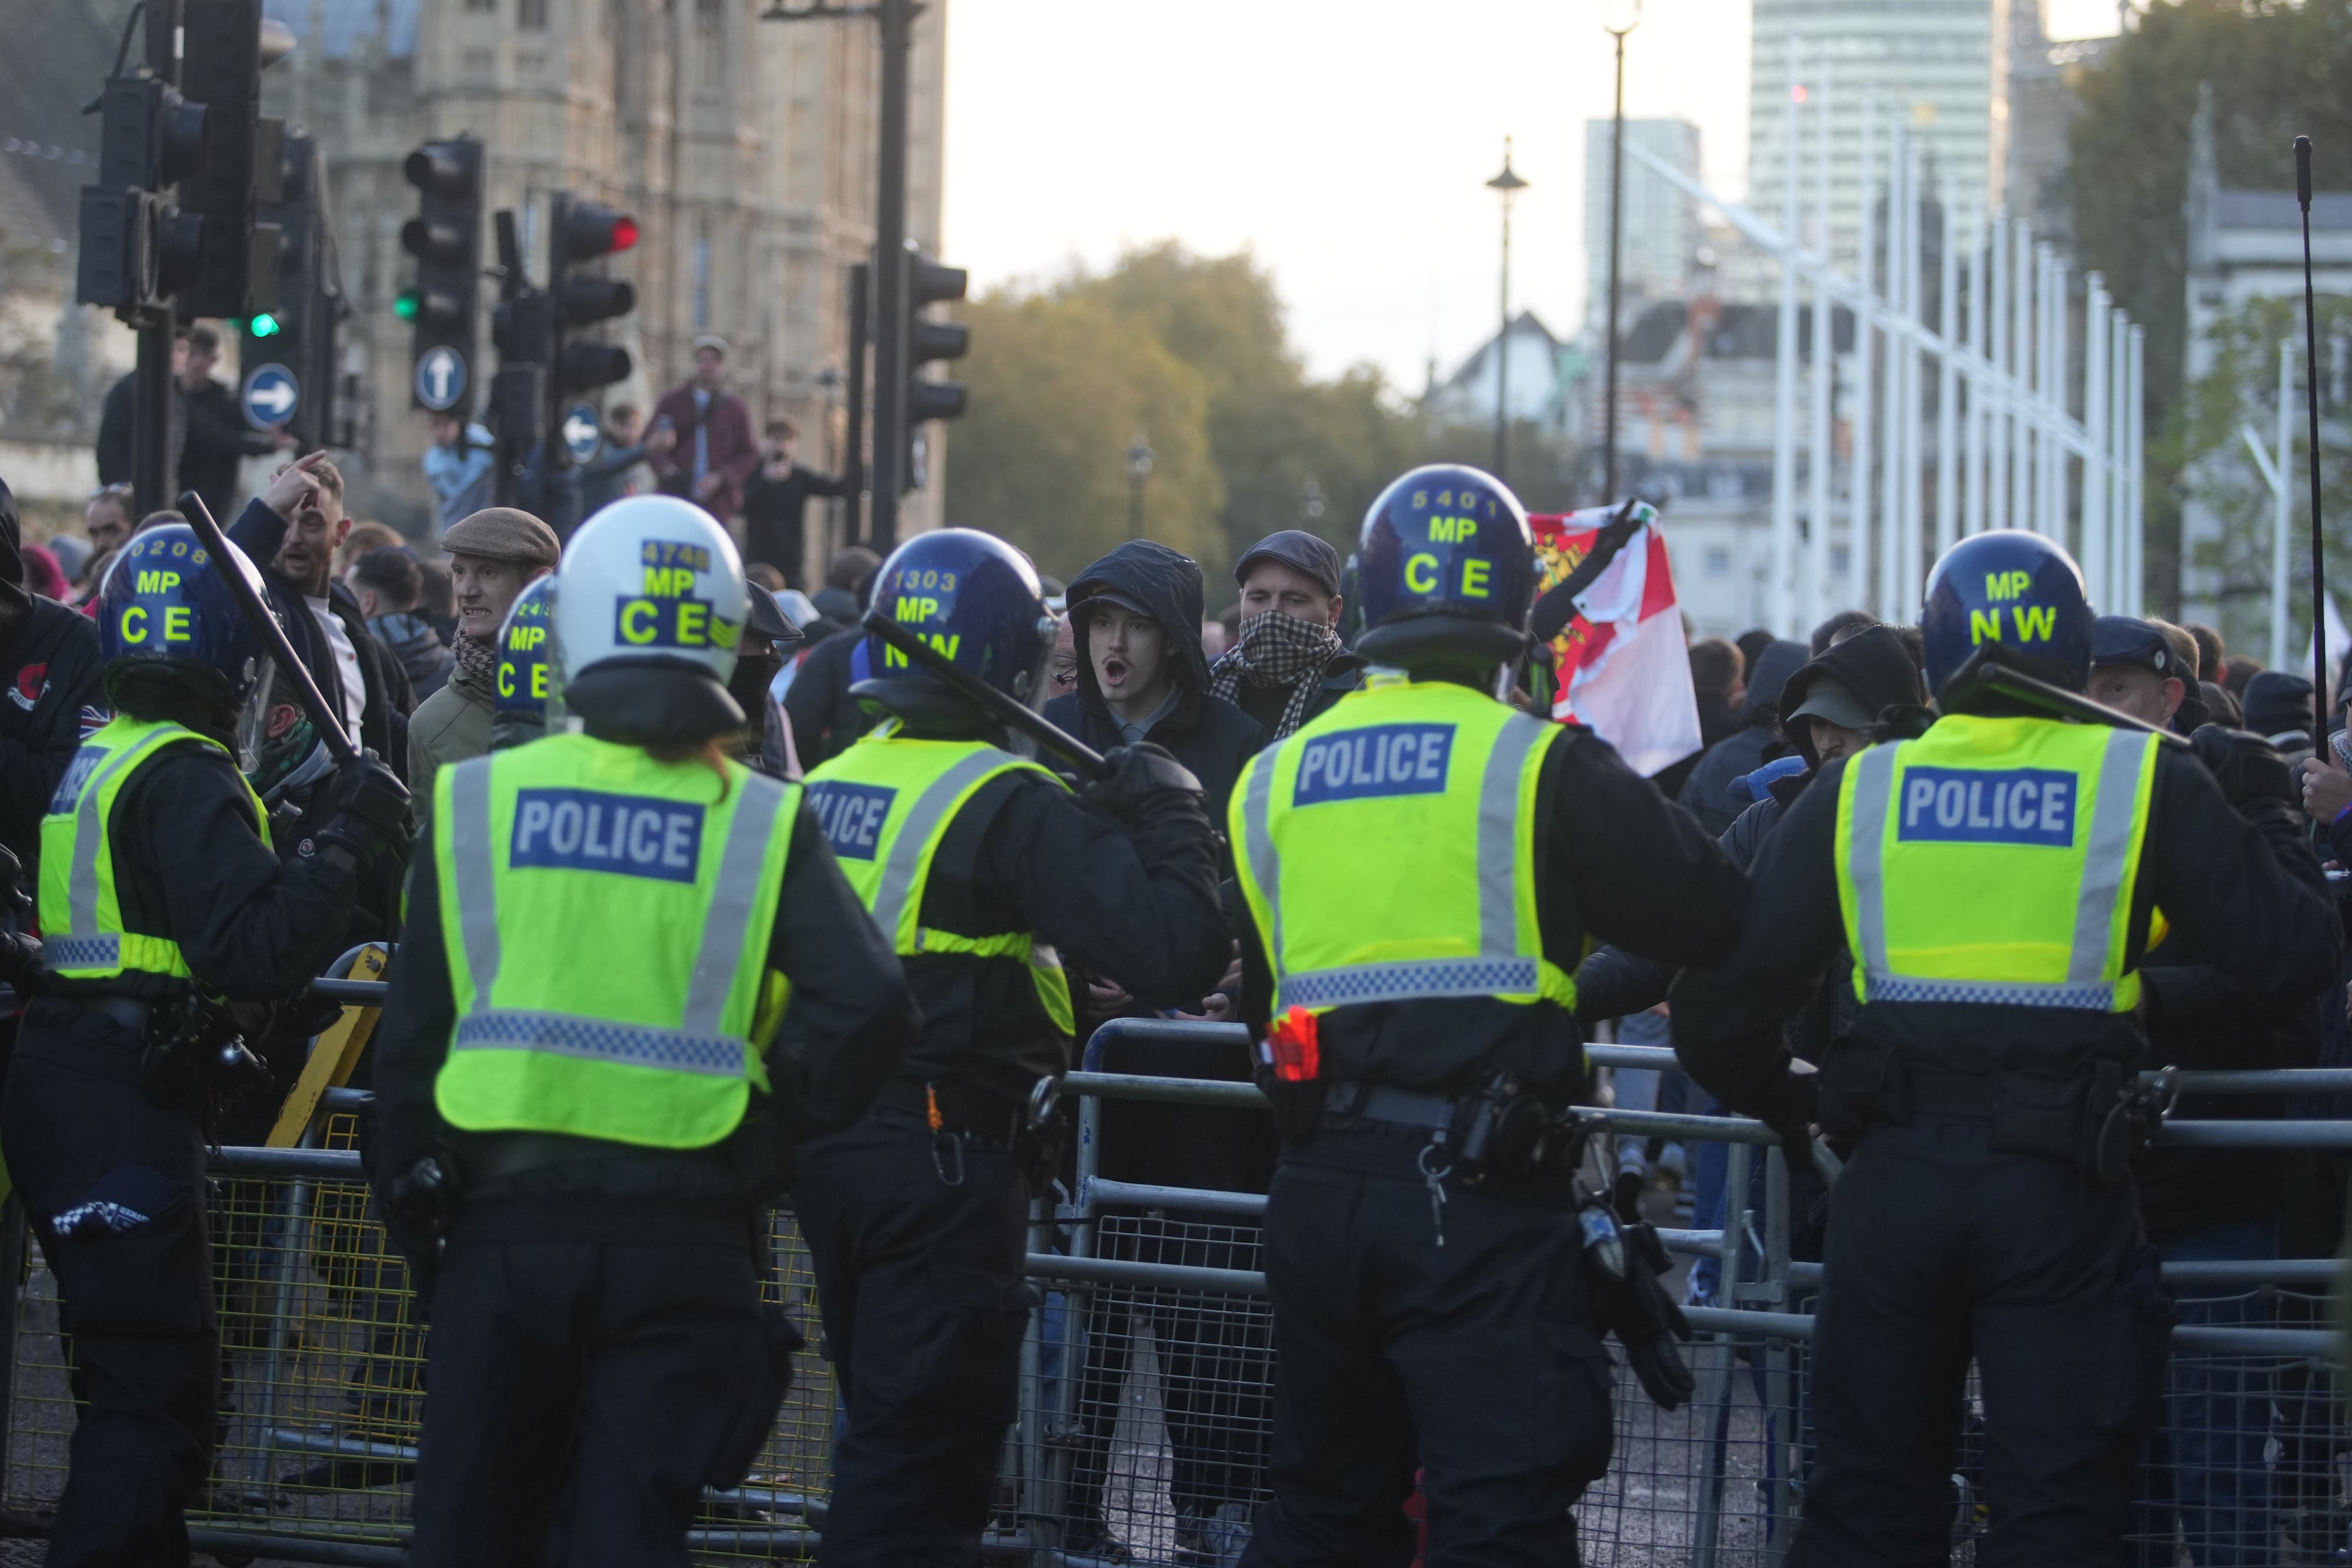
[2297,136,2331,760]
[1943,650,2190,748]
[861,610,1111,782]
[178,490,361,766]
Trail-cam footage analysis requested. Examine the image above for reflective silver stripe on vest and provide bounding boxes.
[870,750,1013,948]
[451,1010,742,1076]
[449,761,504,1001]
[1844,744,1899,980]
[2069,730,2149,985]
[1848,730,2147,1010]
[1241,753,1285,964]
[1284,957,1542,1010]
[681,772,786,1032]
[66,738,163,940]
[1248,714,1551,1010]
[44,935,121,969]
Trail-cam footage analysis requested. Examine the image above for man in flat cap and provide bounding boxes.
[1210,529,1363,740]
[650,336,760,523]
[407,507,563,801]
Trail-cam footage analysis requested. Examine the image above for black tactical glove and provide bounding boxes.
[2190,724,2297,813]
[314,754,412,877]
[1084,742,1204,824]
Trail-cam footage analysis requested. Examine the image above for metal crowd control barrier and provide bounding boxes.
[0,1009,2345,1565]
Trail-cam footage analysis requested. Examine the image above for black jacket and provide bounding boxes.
[836,713,1230,1112]
[370,780,921,1211]
[740,466,849,589]
[1043,540,1267,827]
[1229,652,1367,739]
[780,629,881,770]
[1676,639,1810,835]
[1236,701,1749,1099]
[1671,720,2343,1135]
[179,379,278,524]
[228,500,410,774]
[0,599,106,887]
[95,372,137,489]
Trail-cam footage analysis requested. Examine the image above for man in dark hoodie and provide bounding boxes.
[1675,637,1810,835]
[1045,540,1267,821]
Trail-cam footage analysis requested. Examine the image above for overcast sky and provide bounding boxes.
[941,0,2130,391]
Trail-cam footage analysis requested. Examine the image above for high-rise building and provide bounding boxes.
[259,0,948,543]
[1583,118,1701,327]
[1746,0,2018,268]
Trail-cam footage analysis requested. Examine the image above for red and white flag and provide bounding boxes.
[1529,503,1702,777]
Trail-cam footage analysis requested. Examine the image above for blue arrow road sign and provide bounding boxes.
[562,404,603,463]
[241,363,298,429]
[415,346,467,412]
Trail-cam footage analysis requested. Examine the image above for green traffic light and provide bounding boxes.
[249,313,282,338]
[393,292,420,322]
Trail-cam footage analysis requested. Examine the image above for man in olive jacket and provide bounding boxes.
[406,508,559,803]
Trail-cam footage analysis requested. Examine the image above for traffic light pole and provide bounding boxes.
[131,0,183,517]
[868,0,912,543]
[846,262,869,546]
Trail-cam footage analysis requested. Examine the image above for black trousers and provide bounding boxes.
[1788,1119,2170,1568]
[791,1108,1034,1567]
[2,1007,216,1568]
[406,1210,796,1568]
[1242,1133,1614,1568]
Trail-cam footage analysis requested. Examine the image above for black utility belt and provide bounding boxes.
[874,1077,1044,1148]
[1318,1073,1591,1188]
[1826,1052,2171,1186]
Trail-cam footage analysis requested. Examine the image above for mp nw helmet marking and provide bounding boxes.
[864,529,1052,703]
[95,523,276,706]
[554,495,747,688]
[1920,530,2094,698]
[495,576,559,716]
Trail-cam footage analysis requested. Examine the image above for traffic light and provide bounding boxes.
[175,0,289,317]
[240,135,346,449]
[546,192,637,403]
[76,74,210,316]
[902,255,968,492]
[400,136,485,417]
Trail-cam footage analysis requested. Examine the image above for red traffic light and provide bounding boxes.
[556,198,638,263]
[613,216,639,252]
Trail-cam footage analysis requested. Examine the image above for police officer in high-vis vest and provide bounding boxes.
[9,469,410,1567]
[1672,531,2341,1563]
[1232,466,1748,1567]
[794,528,1229,1566]
[369,495,919,1568]
[490,574,558,751]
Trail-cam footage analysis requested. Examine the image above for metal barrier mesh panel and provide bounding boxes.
[3,1165,2346,1565]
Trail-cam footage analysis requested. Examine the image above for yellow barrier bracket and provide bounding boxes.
[267,945,387,1147]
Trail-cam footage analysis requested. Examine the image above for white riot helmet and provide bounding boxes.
[554,495,748,687]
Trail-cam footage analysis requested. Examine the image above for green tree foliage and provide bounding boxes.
[947,243,1429,594]
[2067,0,2352,608]
[2173,292,2352,657]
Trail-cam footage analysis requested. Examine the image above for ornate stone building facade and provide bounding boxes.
[262,0,946,542]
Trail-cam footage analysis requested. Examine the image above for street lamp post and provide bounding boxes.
[1486,141,1529,483]
[1601,0,1642,503]
[1126,434,1155,539]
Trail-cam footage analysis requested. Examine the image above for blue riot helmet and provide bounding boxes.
[95,524,279,756]
[1919,530,2094,704]
[1353,464,1538,674]
[491,575,563,750]
[854,528,1054,728]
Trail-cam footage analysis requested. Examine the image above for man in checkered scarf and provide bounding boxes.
[1208,530,1363,740]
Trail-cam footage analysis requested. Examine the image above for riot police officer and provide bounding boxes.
[1671,531,2341,1562]
[369,494,919,1567]
[793,527,1228,1566]
[1232,466,1747,1566]
[10,486,409,1566]
[489,575,558,751]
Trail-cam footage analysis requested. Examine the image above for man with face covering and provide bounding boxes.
[1210,530,1363,741]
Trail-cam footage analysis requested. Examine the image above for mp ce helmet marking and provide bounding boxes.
[554,495,747,688]
[1354,463,1538,672]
